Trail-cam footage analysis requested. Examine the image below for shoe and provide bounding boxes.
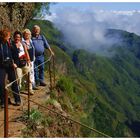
[15,102,21,106]
[33,86,39,90]
[1,104,4,108]
[8,98,12,105]
[40,81,47,86]
[29,91,34,95]
[35,81,40,87]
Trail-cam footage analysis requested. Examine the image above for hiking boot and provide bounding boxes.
[40,81,47,86]
[35,81,40,87]
[0,99,12,108]
[8,98,12,105]
[29,91,34,95]
[1,104,4,108]
[15,102,21,106]
[33,86,39,90]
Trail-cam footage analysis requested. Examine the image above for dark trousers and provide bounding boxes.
[0,67,21,105]
[34,55,45,83]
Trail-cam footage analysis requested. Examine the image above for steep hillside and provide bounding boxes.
[26,19,140,137]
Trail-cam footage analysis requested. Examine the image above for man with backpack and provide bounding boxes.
[32,25,54,87]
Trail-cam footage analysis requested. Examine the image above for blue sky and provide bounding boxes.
[50,2,140,12]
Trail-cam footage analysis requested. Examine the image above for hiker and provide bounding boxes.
[13,31,34,95]
[32,25,54,86]
[0,29,21,108]
[22,29,38,90]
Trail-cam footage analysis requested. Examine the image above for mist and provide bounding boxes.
[45,6,140,55]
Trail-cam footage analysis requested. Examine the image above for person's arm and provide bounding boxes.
[30,40,36,61]
[48,47,54,56]
[42,35,54,56]
[11,42,19,68]
[23,43,31,64]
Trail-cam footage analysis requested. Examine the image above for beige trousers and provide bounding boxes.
[16,64,33,92]
[30,61,35,86]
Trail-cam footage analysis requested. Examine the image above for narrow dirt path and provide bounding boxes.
[0,81,50,137]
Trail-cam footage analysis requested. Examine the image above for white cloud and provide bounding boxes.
[45,7,140,55]
[44,13,57,22]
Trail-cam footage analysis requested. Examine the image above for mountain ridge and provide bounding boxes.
[26,19,140,137]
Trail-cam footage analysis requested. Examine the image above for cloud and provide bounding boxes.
[44,7,140,55]
[44,13,57,22]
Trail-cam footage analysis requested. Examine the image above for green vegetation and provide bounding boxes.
[26,19,140,137]
[21,107,80,137]
[22,109,47,137]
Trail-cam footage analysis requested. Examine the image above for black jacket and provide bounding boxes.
[10,41,20,67]
[0,40,19,67]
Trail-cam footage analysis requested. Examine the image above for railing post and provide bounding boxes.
[27,72,30,119]
[4,88,8,138]
[52,56,56,88]
[48,61,52,91]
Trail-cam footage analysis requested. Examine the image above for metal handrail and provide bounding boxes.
[3,54,111,138]
[5,54,53,89]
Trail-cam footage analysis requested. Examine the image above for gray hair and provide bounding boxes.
[33,25,40,30]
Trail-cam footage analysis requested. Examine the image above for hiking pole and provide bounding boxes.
[4,75,8,138]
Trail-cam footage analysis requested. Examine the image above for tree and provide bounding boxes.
[0,3,49,32]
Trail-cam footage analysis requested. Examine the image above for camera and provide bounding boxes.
[4,57,11,62]
[3,57,13,68]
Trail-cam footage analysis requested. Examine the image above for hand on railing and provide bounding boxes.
[13,63,17,69]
